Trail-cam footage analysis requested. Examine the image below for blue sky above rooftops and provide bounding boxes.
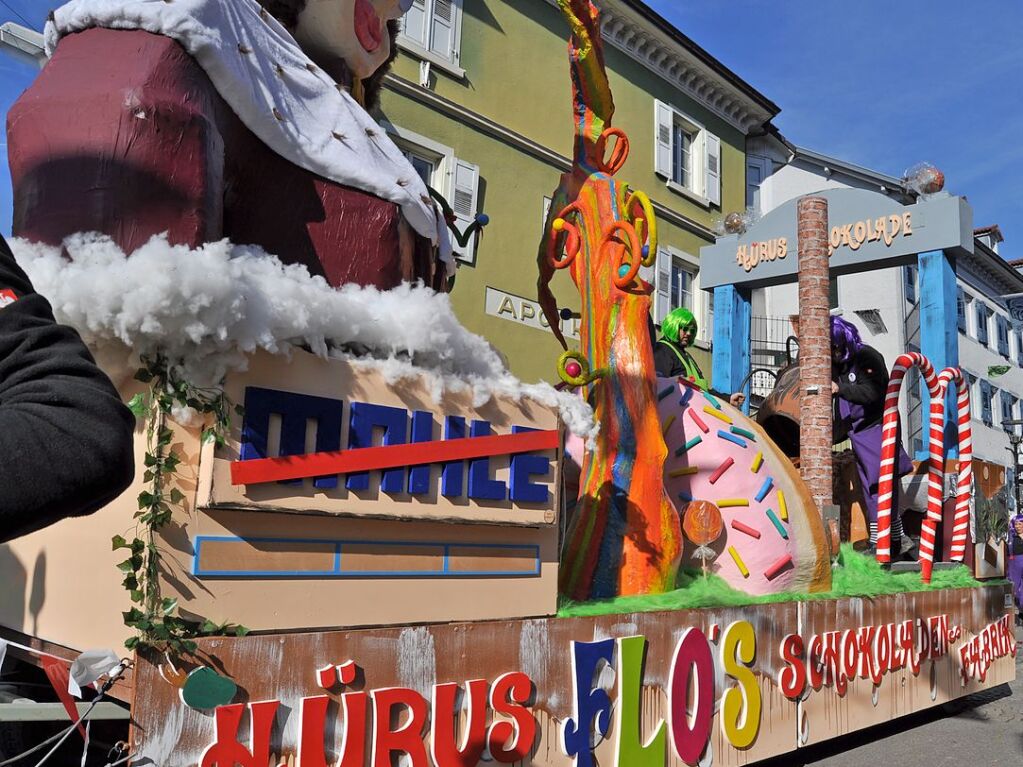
[1,0,1021,253]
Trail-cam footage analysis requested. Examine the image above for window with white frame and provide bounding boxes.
[389,125,480,263]
[647,247,711,343]
[746,155,769,210]
[975,302,990,346]
[654,101,721,206]
[400,0,463,70]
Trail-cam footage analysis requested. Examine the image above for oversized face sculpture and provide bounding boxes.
[294,0,412,80]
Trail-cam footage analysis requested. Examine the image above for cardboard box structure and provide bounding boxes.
[0,350,563,652]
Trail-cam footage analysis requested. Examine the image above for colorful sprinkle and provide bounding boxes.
[750,451,764,473]
[708,457,735,484]
[730,426,757,441]
[703,406,732,425]
[669,466,700,478]
[766,508,788,539]
[688,408,710,433]
[754,476,775,503]
[675,435,703,456]
[764,554,794,581]
[717,498,749,508]
[658,385,674,401]
[717,429,748,449]
[730,520,761,539]
[703,391,721,409]
[661,414,676,436]
[677,491,693,503]
[727,546,749,578]
[777,490,788,521]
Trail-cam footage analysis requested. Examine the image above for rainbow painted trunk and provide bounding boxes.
[540,0,681,601]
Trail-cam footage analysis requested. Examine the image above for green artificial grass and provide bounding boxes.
[558,544,990,618]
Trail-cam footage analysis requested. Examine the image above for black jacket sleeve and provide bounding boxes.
[0,235,135,542]
[653,342,684,378]
[836,346,888,406]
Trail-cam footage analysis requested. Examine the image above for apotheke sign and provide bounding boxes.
[485,287,580,339]
[702,188,973,290]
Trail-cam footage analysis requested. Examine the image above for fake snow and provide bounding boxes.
[10,234,596,439]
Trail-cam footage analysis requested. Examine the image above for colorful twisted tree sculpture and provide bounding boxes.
[538,0,681,600]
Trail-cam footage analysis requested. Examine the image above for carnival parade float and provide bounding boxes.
[0,1,1014,765]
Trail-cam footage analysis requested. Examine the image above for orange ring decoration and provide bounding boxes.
[601,220,642,289]
[547,203,583,270]
[596,127,629,175]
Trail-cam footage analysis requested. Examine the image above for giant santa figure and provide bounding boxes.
[7,0,452,290]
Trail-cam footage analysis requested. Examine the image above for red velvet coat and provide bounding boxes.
[7,27,442,291]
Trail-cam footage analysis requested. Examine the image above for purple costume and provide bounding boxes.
[1009,515,1023,610]
[831,318,913,525]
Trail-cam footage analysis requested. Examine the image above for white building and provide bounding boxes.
[746,136,1023,469]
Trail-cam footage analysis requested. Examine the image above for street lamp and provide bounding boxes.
[1001,419,1023,514]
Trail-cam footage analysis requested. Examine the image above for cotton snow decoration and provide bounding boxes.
[10,234,596,440]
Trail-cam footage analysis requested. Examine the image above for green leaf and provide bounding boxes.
[137,491,155,510]
[233,625,250,638]
[111,534,128,551]
[158,427,175,446]
[144,453,158,467]
[134,368,153,383]
[169,488,186,505]
[161,597,178,614]
[143,470,155,483]
[200,619,219,634]
[164,454,181,471]
[234,404,245,416]
[200,428,216,445]
[129,589,144,603]
[122,608,145,623]
[116,559,136,573]
[127,393,147,417]
[124,636,140,650]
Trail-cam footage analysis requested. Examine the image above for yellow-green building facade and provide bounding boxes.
[380,0,778,384]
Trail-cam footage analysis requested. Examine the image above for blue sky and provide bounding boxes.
[2,0,1021,252]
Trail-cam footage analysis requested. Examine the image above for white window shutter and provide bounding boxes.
[653,247,672,325]
[450,157,480,261]
[654,100,673,179]
[705,132,721,206]
[430,0,455,60]
[402,0,428,48]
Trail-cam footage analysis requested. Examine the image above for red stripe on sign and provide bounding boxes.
[230,429,560,486]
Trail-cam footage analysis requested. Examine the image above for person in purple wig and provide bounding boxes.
[1008,513,1023,624]
[830,315,914,557]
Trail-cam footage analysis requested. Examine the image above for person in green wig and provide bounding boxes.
[653,307,745,408]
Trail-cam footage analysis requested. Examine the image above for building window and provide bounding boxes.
[956,287,966,333]
[746,156,769,211]
[981,380,993,427]
[400,0,463,69]
[975,302,989,346]
[1002,391,1017,432]
[903,265,917,305]
[1016,329,1023,361]
[390,126,479,263]
[997,315,1011,359]
[650,247,711,343]
[654,101,721,206]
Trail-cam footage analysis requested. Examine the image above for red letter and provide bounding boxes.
[430,680,488,767]
[200,700,279,767]
[371,688,429,767]
[338,692,368,767]
[669,628,715,765]
[298,696,330,767]
[778,635,806,700]
[488,672,537,763]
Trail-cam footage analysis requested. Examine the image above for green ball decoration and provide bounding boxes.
[182,667,238,710]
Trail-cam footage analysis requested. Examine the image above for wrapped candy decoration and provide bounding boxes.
[904,162,945,196]
[682,500,724,572]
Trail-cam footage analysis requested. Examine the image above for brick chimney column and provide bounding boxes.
[797,196,832,511]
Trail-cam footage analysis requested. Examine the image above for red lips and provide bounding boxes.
[354,0,383,53]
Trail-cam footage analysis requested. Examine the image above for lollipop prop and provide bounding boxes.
[683,501,724,575]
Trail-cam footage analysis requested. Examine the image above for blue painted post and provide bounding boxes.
[918,249,959,459]
[711,285,751,413]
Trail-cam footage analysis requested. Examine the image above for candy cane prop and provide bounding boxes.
[876,353,937,563]
[929,368,973,565]
[877,353,973,582]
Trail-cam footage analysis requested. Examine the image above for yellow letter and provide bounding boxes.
[778,238,788,260]
[903,212,913,236]
[720,620,761,749]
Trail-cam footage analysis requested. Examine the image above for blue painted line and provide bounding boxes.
[192,535,541,579]
[717,429,747,449]
[658,385,674,401]
[703,391,721,409]
[755,476,774,503]
[678,491,693,503]
[766,509,788,539]
[675,435,703,457]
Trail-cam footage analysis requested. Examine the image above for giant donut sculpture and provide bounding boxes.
[657,377,832,596]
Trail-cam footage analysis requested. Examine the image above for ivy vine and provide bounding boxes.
[115,354,248,658]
